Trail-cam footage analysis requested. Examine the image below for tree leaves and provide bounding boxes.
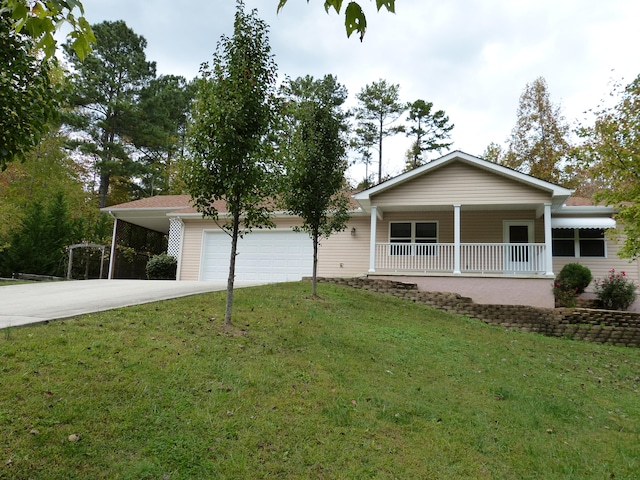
[502,77,571,184]
[276,0,396,41]
[404,99,454,170]
[0,13,60,170]
[578,74,640,259]
[1,0,95,60]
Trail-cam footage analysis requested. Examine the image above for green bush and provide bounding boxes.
[594,269,638,310]
[553,263,593,307]
[146,253,177,280]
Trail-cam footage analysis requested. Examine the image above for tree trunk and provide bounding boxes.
[225,211,240,326]
[98,171,110,209]
[312,231,319,298]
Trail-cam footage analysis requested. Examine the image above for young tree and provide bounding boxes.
[64,20,156,208]
[184,1,278,326]
[276,0,396,41]
[281,75,350,297]
[503,76,572,184]
[578,74,640,258]
[404,99,454,170]
[355,79,405,183]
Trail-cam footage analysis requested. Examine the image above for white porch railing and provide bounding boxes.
[374,243,548,275]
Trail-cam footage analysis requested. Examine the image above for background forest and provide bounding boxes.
[1,2,639,279]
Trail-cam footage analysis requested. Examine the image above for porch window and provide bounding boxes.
[552,228,606,257]
[390,222,437,255]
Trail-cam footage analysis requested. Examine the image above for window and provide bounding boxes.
[552,228,606,257]
[390,222,437,255]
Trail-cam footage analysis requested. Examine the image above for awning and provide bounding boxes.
[551,217,616,229]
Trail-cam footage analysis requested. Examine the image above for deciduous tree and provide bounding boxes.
[502,77,572,184]
[281,75,350,297]
[577,74,640,258]
[184,1,278,326]
[355,79,405,183]
[0,12,60,170]
[1,0,94,59]
[404,99,453,170]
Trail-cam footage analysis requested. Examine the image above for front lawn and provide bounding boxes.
[1,282,639,479]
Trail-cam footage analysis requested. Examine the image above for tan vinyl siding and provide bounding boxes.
[372,162,551,207]
[179,219,210,280]
[461,210,545,243]
[377,210,543,243]
[317,217,370,277]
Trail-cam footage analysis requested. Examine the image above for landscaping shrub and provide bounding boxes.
[594,269,638,310]
[553,263,593,307]
[146,253,177,280]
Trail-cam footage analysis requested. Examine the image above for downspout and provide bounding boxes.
[107,212,118,280]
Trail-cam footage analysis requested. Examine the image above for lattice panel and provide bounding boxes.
[167,218,182,258]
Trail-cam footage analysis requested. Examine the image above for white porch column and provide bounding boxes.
[544,203,554,276]
[368,206,378,273]
[453,204,461,274]
[108,215,118,280]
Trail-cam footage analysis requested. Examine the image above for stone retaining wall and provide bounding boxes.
[316,277,640,348]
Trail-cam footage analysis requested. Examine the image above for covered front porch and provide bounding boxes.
[365,203,556,278]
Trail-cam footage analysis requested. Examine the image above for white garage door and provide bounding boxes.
[201,230,313,282]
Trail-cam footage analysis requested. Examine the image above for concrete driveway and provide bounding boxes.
[0,280,259,329]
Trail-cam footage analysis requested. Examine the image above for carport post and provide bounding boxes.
[108,214,118,280]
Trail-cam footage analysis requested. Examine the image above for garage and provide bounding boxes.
[200,229,313,282]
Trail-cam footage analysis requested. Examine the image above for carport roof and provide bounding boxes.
[102,195,193,233]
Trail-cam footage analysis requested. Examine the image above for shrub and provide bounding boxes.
[553,263,593,307]
[146,253,177,280]
[594,269,638,310]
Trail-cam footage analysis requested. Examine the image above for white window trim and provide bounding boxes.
[389,221,439,244]
[552,228,607,258]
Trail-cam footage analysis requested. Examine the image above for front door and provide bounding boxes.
[503,221,534,273]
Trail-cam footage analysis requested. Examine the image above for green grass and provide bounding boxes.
[0,280,31,286]
[1,282,639,479]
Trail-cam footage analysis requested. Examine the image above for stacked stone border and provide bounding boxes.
[315,277,640,349]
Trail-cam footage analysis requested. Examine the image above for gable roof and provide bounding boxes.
[353,151,573,212]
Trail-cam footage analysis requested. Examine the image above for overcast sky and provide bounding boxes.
[72,0,639,183]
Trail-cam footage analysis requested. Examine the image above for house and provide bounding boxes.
[103,151,639,309]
